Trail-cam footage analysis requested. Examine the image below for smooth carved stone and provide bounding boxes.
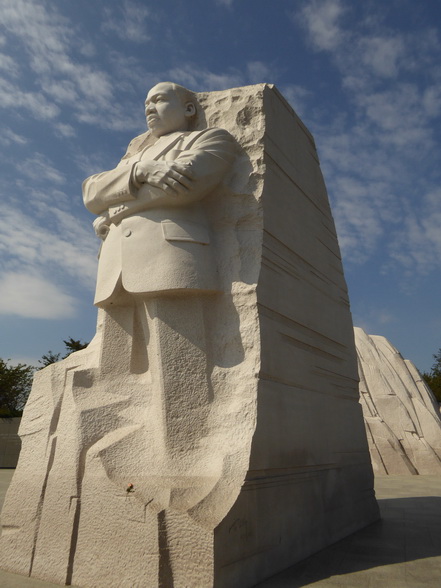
[0,84,379,588]
[355,327,441,475]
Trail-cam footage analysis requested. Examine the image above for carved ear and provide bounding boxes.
[185,102,196,117]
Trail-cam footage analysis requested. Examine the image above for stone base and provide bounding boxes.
[215,464,378,587]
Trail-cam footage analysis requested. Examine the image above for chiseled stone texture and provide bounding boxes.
[0,85,379,588]
[355,327,441,475]
[210,86,379,587]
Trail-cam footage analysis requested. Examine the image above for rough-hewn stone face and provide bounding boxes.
[212,87,379,587]
[356,327,441,475]
[0,85,379,588]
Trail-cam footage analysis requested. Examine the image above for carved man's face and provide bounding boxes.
[145,83,196,138]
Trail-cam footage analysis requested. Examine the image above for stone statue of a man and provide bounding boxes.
[0,83,240,588]
[77,83,239,584]
[80,82,238,513]
[83,82,236,305]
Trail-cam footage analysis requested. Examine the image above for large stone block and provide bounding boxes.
[209,86,379,587]
[0,84,378,587]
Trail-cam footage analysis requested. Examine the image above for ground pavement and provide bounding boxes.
[1,470,441,587]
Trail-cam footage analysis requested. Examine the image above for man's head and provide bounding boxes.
[145,82,197,138]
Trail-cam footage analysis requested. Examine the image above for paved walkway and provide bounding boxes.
[1,471,441,587]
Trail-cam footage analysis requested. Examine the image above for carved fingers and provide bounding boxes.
[134,160,194,196]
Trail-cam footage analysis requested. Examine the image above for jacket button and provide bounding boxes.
[124,229,132,237]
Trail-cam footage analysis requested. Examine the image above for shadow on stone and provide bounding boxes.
[253,496,441,587]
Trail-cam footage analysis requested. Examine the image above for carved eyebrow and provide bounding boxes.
[145,92,168,104]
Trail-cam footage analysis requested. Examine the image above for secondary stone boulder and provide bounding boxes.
[355,327,441,475]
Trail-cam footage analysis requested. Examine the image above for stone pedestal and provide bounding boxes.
[0,84,379,588]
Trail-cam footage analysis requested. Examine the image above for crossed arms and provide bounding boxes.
[83,128,236,238]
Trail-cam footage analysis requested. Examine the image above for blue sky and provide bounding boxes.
[1,0,440,373]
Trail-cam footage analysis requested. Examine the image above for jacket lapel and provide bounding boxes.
[138,132,185,161]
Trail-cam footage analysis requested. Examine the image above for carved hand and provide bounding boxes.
[93,214,110,240]
[134,160,194,196]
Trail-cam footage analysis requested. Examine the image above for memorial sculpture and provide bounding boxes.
[355,327,441,475]
[0,83,379,588]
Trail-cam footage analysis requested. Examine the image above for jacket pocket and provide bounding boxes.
[161,220,210,245]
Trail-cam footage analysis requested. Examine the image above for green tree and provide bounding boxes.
[63,337,88,356]
[422,348,441,402]
[0,358,35,417]
[39,351,61,367]
[39,337,88,368]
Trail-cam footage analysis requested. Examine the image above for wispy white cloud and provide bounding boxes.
[280,84,312,118]
[329,176,384,264]
[20,153,65,185]
[0,204,97,292]
[166,64,245,92]
[1,0,141,132]
[44,79,78,105]
[73,152,117,180]
[0,51,19,76]
[2,0,73,73]
[297,0,346,51]
[0,128,28,146]
[0,141,99,321]
[0,272,77,319]
[247,61,273,84]
[388,188,441,276]
[0,77,60,119]
[0,1,282,134]
[359,35,405,78]
[294,0,441,278]
[377,310,396,325]
[102,0,150,43]
[54,122,76,138]
[352,307,397,339]
[165,60,280,92]
[423,83,441,117]
[354,84,431,142]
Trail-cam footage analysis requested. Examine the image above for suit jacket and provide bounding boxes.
[83,128,236,306]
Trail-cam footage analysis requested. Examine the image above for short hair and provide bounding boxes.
[156,82,198,110]
[147,82,200,130]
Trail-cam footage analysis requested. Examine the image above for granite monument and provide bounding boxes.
[0,83,379,588]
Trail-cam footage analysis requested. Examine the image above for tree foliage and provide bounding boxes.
[422,348,441,402]
[63,337,88,355]
[39,337,88,368]
[39,350,61,367]
[0,358,35,417]
[0,337,89,417]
